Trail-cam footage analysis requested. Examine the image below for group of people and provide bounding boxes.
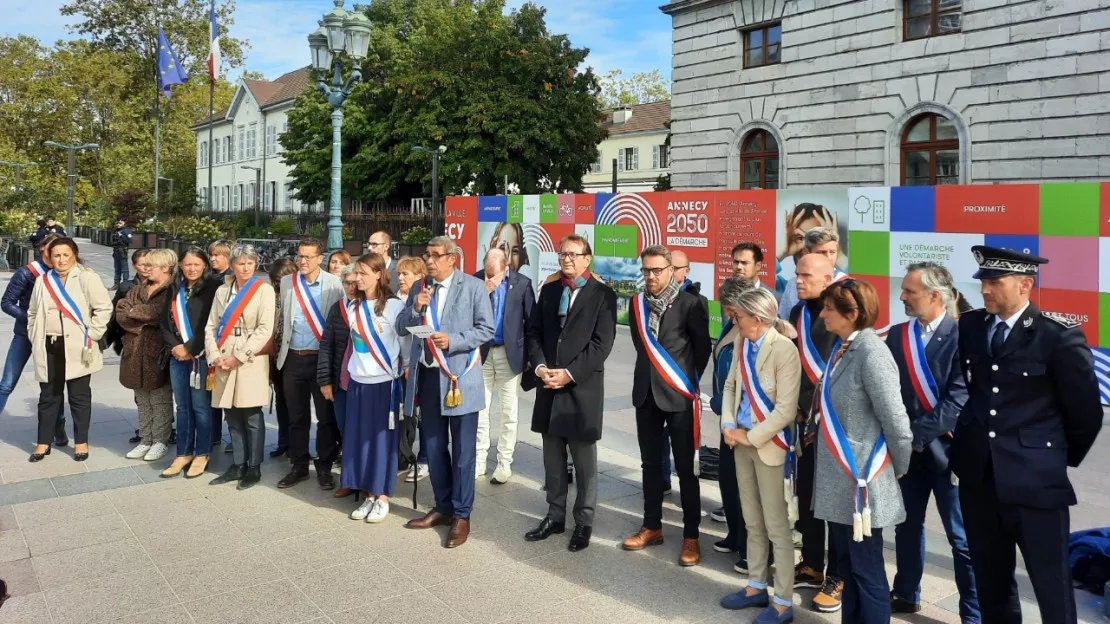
[1,220,1102,624]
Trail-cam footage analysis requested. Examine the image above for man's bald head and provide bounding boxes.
[671,249,691,285]
[796,254,834,301]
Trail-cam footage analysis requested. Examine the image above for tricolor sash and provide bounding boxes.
[26,261,47,278]
[817,339,891,542]
[171,286,193,343]
[900,319,939,412]
[352,300,399,379]
[42,270,95,354]
[738,336,798,519]
[832,269,850,283]
[424,284,480,408]
[291,272,326,341]
[795,305,828,386]
[338,296,351,328]
[632,293,702,475]
[208,277,264,389]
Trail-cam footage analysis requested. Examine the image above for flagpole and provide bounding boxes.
[154,10,161,206]
[207,80,214,213]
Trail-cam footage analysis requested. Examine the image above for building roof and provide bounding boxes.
[600,100,670,136]
[192,66,314,128]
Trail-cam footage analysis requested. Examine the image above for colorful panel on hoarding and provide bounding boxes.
[1040,182,1099,237]
[1100,183,1110,237]
[934,184,1039,234]
[854,274,890,330]
[539,194,558,223]
[575,194,596,224]
[1039,288,1099,345]
[556,193,576,224]
[714,190,777,295]
[445,195,479,273]
[478,195,507,223]
[507,195,524,223]
[890,186,935,233]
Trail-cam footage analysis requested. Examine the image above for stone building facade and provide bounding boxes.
[661,0,1110,190]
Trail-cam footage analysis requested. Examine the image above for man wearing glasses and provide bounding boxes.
[623,245,711,567]
[276,239,345,490]
[368,231,399,289]
[399,236,494,548]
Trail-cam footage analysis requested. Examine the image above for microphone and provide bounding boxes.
[423,275,434,290]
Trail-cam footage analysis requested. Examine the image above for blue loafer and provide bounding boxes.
[720,589,769,610]
[753,605,794,623]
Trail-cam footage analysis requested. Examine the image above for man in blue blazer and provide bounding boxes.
[399,236,495,548]
[885,262,979,621]
[474,248,534,484]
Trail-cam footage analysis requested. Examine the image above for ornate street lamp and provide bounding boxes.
[43,142,99,233]
[308,0,371,251]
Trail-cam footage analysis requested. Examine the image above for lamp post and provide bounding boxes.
[240,165,262,227]
[0,161,37,191]
[412,145,446,235]
[43,142,99,233]
[308,0,371,252]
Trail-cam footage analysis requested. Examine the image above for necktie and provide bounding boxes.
[990,322,1007,357]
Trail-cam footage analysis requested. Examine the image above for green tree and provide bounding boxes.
[282,0,608,201]
[598,68,670,108]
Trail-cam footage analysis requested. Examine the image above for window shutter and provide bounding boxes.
[617,149,625,171]
[652,145,659,169]
[632,147,639,170]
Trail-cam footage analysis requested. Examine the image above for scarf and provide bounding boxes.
[645,279,681,335]
[559,271,591,327]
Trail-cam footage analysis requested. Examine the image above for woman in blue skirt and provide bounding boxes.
[343,252,404,523]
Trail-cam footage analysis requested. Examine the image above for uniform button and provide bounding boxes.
[992,387,999,393]
[990,409,997,416]
[989,431,996,438]
[1023,372,1028,376]
[1046,442,1052,448]
[991,364,999,371]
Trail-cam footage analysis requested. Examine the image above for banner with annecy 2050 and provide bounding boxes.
[446,182,1110,404]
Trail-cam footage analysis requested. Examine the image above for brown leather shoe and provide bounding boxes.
[679,538,701,567]
[445,518,470,548]
[890,593,922,613]
[405,510,453,529]
[621,527,664,551]
[333,487,356,498]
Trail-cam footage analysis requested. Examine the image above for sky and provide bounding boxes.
[2,0,674,85]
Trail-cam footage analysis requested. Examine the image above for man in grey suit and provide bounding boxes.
[275,239,345,490]
[399,236,495,548]
[368,230,399,290]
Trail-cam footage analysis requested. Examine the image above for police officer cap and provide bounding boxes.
[971,245,1047,280]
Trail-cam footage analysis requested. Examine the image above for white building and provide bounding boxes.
[661,0,1110,189]
[191,66,322,214]
[583,101,672,192]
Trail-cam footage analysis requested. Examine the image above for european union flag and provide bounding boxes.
[157,28,188,97]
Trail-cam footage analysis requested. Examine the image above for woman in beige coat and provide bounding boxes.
[718,287,802,623]
[204,244,275,489]
[26,238,112,462]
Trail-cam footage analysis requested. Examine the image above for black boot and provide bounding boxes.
[210,463,245,485]
[237,465,261,490]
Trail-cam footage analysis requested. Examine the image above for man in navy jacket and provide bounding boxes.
[885,262,979,621]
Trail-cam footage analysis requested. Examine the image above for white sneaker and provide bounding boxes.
[351,497,376,520]
[405,463,429,483]
[490,461,512,484]
[126,443,152,459]
[476,464,487,480]
[143,442,169,461]
[366,499,389,523]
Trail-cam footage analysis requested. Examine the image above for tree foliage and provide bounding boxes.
[598,68,670,108]
[282,0,608,201]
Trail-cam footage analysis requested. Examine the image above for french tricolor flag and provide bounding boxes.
[207,0,221,82]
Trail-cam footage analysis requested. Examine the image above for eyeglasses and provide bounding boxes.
[343,281,358,288]
[673,265,690,270]
[368,241,386,248]
[558,251,589,260]
[640,266,672,277]
[296,254,321,262]
[422,252,455,261]
[836,278,863,310]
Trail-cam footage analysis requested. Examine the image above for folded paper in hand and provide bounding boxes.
[406,325,436,339]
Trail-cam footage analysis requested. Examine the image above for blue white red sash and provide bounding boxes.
[26,261,47,278]
[424,283,481,407]
[352,300,399,379]
[832,269,850,283]
[738,336,798,519]
[817,338,891,541]
[215,277,262,349]
[171,286,193,343]
[795,305,828,386]
[900,319,939,411]
[42,270,94,350]
[632,292,702,475]
[338,296,351,327]
[292,272,326,341]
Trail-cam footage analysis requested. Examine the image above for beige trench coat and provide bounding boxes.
[27,267,113,382]
[204,280,275,409]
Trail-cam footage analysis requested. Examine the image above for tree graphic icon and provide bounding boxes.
[853,196,871,224]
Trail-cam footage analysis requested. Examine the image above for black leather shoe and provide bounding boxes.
[269,446,288,458]
[524,517,565,542]
[129,430,142,444]
[568,525,592,552]
[237,465,261,490]
[316,467,335,490]
[28,446,51,463]
[210,463,246,485]
[277,468,310,488]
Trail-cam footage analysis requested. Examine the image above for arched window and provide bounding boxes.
[901,113,959,186]
[740,129,779,189]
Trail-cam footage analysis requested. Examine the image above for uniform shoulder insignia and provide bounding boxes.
[1041,311,1081,329]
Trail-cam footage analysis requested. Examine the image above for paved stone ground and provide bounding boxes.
[0,239,1107,623]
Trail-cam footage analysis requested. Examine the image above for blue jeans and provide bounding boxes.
[894,461,981,622]
[1,334,64,429]
[334,386,347,437]
[830,523,890,624]
[169,357,212,457]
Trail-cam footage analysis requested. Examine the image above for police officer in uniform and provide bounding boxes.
[952,245,1102,624]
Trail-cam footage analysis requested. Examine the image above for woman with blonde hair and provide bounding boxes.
[27,238,112,462]
[205,244,276,489]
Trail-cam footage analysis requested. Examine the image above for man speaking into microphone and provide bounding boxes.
[398,236,494,549]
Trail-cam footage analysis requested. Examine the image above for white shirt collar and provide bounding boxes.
[846,329,861,342]
[993,301,1030,331]
[920,313,946,334]
[435,270,455,290]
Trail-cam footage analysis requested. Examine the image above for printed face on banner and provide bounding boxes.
[775,188,851,285]
[445,196,478,273]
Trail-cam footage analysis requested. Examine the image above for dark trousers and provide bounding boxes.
[960,471,1074,624]
[37,337,91,445]
[211,408,223,446]
[271,362,289,450]
[226,407,265,467]
[636,391,700,539]
[894,460,980,622]
[719,434,747,552]
[284,352,339,470]
[542,433,597,527]
[420,366,477,519]
[797,440,840,577]
[829,522,890,624]
[113,253,128,284]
